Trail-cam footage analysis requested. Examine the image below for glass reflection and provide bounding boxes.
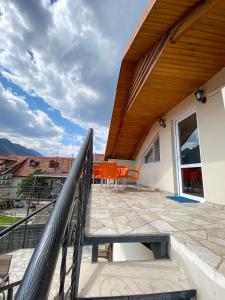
[178,113,201,165]
[181,167,204,198]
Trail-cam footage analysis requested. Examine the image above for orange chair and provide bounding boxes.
[125,165,141,190]
[93,164,102,182]
[117,166,128,186]
[101,162,118,190]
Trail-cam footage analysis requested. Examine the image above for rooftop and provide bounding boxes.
[0,153,104,177]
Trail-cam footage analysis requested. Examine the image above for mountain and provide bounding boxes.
[0,138,42,157]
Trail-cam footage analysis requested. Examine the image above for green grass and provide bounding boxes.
[0,215,23,226]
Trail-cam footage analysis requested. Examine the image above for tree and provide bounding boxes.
[17,169,48,199]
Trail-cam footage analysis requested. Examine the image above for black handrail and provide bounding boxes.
[15,128,93,300]
[0,200,56,237]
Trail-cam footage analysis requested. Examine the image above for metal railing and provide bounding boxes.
[13,128,93,299]
[0,200,56,254]
[0,184,63,204]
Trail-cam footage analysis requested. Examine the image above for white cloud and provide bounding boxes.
[0,83,63,138]
[0,131,80,157]
[0,0,148,152]
[0,84,80,156]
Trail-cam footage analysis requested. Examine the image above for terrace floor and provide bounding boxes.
[86,185,225,279]
[8,247,194,299]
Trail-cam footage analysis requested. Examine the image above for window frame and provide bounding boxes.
[144,135,160,164]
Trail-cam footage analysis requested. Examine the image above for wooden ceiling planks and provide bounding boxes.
[105,0,225,160]
[125,0,199,61]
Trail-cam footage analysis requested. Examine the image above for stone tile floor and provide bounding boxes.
[6,247,192,299]
[79,259,192,297]
[86,185,225,278]
[3,184,225,299]
[6,246,93,299]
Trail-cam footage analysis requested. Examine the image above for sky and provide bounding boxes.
[0,0,149,157]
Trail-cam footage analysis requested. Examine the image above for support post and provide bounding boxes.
[92,243,98,263]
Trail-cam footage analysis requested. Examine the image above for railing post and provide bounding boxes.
[92,243,98,263]
[7,287,13,300]
[22,197,31,248]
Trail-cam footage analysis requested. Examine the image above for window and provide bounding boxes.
[144,136,160,164]
[29,159,39,168]
[49,160,59,168]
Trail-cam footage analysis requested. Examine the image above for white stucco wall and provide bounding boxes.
[109,159,135,169]
[113,243,153,262]
[171,237,225,300]
[134,68,225,205]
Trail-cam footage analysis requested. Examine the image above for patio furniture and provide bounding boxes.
[117,166,129,187]
[126,165,141,190]
[93,164,102,183]
[0,254,12,300]
[101,162,118,190]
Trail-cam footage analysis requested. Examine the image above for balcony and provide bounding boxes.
[0,129,224,299]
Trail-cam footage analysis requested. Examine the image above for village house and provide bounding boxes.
[0,154,104,201]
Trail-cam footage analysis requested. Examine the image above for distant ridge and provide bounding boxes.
[0,138,42,157]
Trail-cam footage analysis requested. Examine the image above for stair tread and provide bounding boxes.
[78,259,194,298]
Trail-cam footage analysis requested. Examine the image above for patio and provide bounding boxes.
[86,185,225,278]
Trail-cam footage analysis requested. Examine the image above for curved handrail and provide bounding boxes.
[15,128,93,300]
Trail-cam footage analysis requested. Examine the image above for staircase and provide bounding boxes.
[78,259,196,299]
[76,235,197,300]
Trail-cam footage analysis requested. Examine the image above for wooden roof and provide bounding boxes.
[105,0,225,160]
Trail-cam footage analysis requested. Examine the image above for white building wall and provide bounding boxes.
[10,177,23,198]
[109,159,135,169]
[113,243,153,262]
[134,68,225,205]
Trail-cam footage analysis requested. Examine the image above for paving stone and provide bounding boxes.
[186,230,207,240]
[200,240,225,256]
[126,216,148,227]
[151,220,178,232]
[208,236,225,247]
[128,223,158,234]
[78,259,192,297]
[207,229,225,239]
[203,222,225,229]
[171,221,202,231]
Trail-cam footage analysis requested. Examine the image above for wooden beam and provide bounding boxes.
[126,31,171,114]
[171,0,224,43]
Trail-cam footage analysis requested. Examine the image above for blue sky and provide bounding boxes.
[0,0,148,156]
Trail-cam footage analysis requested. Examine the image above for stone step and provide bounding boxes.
[78,259,196,299]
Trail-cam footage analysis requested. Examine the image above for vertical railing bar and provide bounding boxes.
[58,226,69,299]
[22,198,31,249]
[58,196,76,299]
[7,287,13,300]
